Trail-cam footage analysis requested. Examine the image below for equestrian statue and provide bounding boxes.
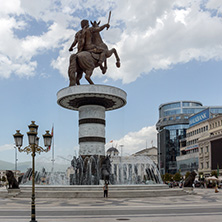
[68,11,120,86]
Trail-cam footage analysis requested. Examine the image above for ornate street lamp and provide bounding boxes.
[13,121,52,222]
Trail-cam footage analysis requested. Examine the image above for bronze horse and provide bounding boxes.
[68,21,120,86]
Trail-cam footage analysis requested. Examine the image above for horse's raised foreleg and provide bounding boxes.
[85,70,94,84]
[105,48,120,68]
[99,61,107,74]
[68,54,77,86]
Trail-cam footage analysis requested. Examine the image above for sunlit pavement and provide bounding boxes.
[0,188,222,222]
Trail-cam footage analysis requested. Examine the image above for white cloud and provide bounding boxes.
[0,144,13,151]
[106,0,222,83]
[105,125,157,155]
[206,0,222,14]
[0,0,22,15]
[1,0,222,83]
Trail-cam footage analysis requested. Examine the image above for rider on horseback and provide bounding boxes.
[67,16,120,86]
[69,19,110,70]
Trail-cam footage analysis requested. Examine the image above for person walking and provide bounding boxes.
[103,182,108,198]
[215,184,219,193]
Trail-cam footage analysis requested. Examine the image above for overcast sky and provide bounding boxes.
[1,0,222,165]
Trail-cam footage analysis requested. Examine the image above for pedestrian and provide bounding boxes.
[103,182,108,198]
[215,184,219,193]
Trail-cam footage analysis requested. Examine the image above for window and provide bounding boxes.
[162,102,180,110]
[206,146,209,152]
[182,102,190,107]
[164,109,181,116]
[200,147,203,153]
[201,163,203,169]
[206,162,209,168]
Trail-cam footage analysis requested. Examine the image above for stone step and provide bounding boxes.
[19,184,169,191]
[2,185,188,198]
[14,185,187,198]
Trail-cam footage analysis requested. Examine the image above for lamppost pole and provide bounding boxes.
[31,145,36,222]
[14,146,18,171]
[13,121,52,222]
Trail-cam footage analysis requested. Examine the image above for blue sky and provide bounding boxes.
[1,0,222,165]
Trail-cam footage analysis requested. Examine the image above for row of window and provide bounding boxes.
[200,146,209,153]
[162,115,189,122]
[210,119,222,129]
[187,139,198,146]
[161,102,202,112]
[182,102,202,107]
[163,109,181,116]
[161,102,180,111]
[162,108,204,117]
[187,125,208,137]
[211,130,222,136]
[182,108,204,114]
[200,161,209,169]
[185,148,198,154]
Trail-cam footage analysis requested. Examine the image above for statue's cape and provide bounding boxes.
[70,51,100,72]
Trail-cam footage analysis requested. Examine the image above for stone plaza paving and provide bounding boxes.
[0,188,222,222]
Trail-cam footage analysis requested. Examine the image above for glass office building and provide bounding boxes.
[156,101,204,175]
[156,101,222,175]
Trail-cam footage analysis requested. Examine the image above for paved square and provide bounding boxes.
[0,188,222,222]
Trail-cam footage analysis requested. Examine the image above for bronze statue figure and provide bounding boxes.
[6,170,19,189]
[184,171,197,187]
[68,12,120,86]
[101,155,111,182]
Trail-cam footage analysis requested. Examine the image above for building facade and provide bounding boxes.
[133,147,158,165]
[156,101,222,175]
[177,109,222,176]
[156,101,204,175]
[177,109,210,175]
[198,114,222,177]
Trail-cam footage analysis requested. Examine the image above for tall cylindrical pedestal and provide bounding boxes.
[57,85,127,157]
[79,105,105,156]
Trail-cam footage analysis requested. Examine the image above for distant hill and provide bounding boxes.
[0,160,14,170]
[0,159,31,171]
[0,157,70,173]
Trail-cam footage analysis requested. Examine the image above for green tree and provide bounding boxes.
[173,172,182,181]
[164,173,172,182]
